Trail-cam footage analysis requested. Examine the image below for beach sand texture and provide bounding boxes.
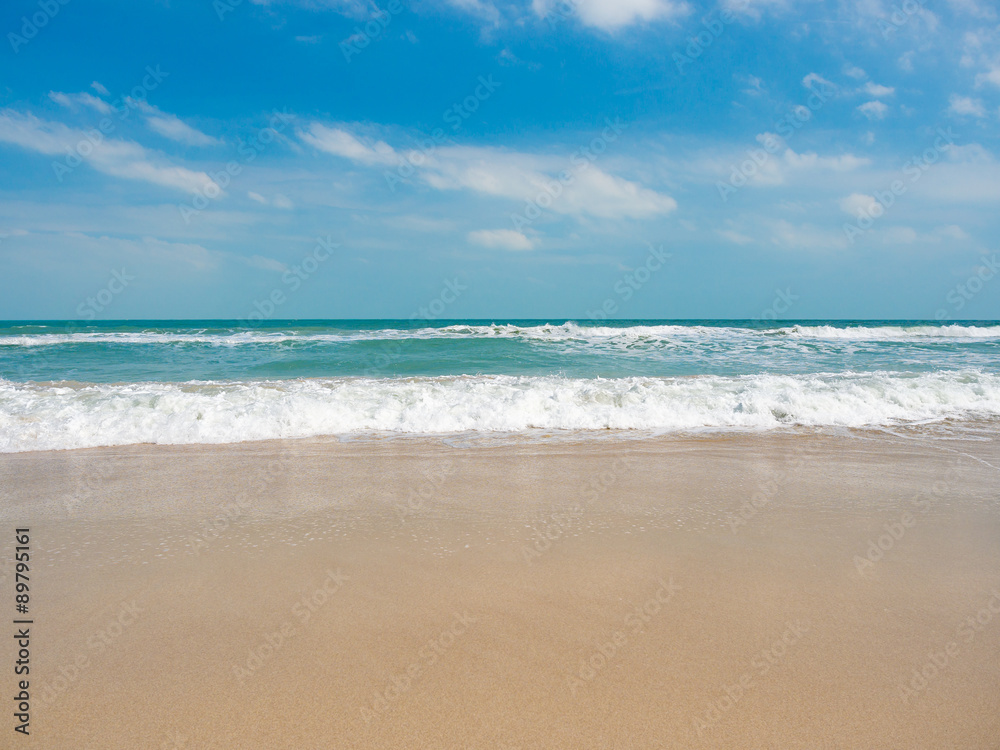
[1,431,998,749]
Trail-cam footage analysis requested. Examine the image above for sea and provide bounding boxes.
[1,319,998,452]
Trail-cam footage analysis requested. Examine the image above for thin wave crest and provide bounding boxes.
[3,322,999,347]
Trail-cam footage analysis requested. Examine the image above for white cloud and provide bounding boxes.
[420,145,677,219]
[299,123,398,165]
[247,191,295,209]
[742,75,764,96]
[936,224,968,240]
[881,226,919,244]
[770,219,847,250]
[863,82,895,97]
[857,101,888,120]
[448,0,501,24]
[716,229,753,245]
[839,193,879,217]
[302,124,677,220]
[532,0,689,31]
[721,0,788,20]
[248,0,376,19]
[844,65,866,79]
[76,234,296,274]
[946,0,996,19]
[91,81,110,96]
[131,101,221,147]
[943,142,994,164]
[467,228,534,250]
[802,72,835,92]
[784,149,870,171]
[48,91,112,114]
[0,109,217,194]
[873,225,971,245]
[129,236,220,270]
[909,144,1000,203]
[898,52,915,72]
[702,139,869,189]
[244,254,289,272]
[974,67,1000,87]
[948,94,986,117]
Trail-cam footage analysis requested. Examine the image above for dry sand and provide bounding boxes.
[1,430,999,749]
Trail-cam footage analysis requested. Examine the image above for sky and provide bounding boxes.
[0,0,999,320]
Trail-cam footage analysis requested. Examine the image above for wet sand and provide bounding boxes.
[1,430,999,748]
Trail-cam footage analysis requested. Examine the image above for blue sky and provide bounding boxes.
[0,0,998,320]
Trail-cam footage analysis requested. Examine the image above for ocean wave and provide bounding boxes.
[778,324,1000,340]
[0,331,349,347]
[0,322,695,346]
[1,371,998,452]
[1,322,999,348]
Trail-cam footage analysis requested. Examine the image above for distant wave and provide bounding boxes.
[2,370,998,452]
[779,324,1000,340]
[2,322,999,347]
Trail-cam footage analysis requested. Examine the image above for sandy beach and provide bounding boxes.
[2,430,999,749]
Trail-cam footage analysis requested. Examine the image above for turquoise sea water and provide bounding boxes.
[2,319,999,382]
[1,319,998,451]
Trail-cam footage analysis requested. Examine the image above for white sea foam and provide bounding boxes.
[1,322,998,347]
[778,324,1000,340]
[1,371,998,452]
